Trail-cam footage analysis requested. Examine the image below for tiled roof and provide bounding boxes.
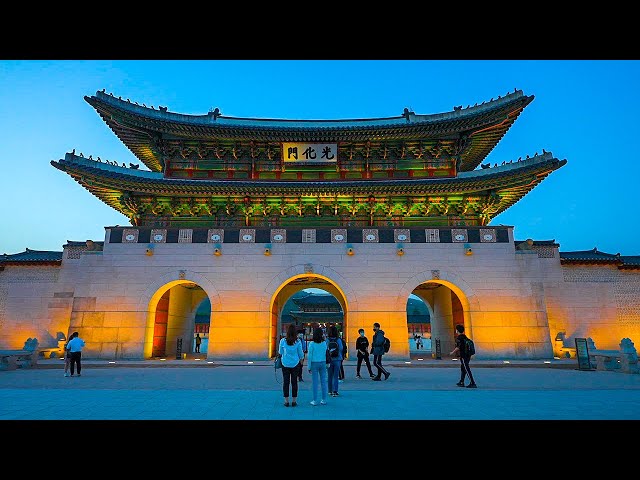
[289,311,344,319]
[559,248,640,269]
[51,152,565,221]
[515,239,560,247]
[85,89,534,173]
[560,248,622,263]
[65,240,105,247]
[0,248,63,265]
[292,294,341,306]
[619,256,640,268]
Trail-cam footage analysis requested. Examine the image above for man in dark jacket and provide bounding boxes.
[449,324,477,388]
[355,328,375,378]
[370,322,390,381]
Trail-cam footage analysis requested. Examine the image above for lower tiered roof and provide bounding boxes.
[51,151,566,228]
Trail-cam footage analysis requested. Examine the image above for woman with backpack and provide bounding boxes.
[278,324,305,407]
[326,325,343,397]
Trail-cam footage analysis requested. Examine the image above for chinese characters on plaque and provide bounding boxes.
[282,143,338,163]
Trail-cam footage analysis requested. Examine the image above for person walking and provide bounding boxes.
[278,324,305,407]
[449,324,477,388]
[67,331,85,377]
[371,322,390,381]
[194,333,202,353]
[326,325,344,396]
[297,331,307,382]
[307,326,329,406]
[355,328,375,378]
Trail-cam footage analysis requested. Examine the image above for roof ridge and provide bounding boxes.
[92,88,531,124]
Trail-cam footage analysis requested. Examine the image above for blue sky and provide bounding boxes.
[1,60,638,255]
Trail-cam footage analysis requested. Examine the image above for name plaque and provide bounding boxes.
[282,143,337,163]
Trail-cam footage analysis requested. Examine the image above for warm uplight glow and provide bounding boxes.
[194,358,201,361]
[160,358,166,361]
[554,356,560,359]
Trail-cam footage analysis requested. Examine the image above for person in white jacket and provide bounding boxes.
[278,324,304,407]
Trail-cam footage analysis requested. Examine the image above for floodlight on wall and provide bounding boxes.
[213,243,222,256]
[145,244,154,256]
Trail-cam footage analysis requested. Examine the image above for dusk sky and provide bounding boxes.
[1,60,638,256]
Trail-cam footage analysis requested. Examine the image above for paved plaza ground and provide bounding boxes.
[2,357,640,422]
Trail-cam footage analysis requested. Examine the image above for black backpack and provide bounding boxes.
[464,337,475,356]
[383,337,391,353]
[328,337,340,358]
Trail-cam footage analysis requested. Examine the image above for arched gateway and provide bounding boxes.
[9,88,636,361]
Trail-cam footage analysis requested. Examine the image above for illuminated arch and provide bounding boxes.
[394,270,480,337]
[258,264,357,357]
[137,269,221,359]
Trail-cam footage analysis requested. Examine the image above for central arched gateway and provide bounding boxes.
[269,274,348,358]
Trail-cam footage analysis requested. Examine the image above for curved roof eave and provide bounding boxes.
[51,151,566,220]
[85,90,534,173]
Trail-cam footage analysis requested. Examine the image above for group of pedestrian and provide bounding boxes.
[63,331,86,377]
[278,322,397,407]
[63,322,476,396]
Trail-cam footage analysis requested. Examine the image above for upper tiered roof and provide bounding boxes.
[84,89,534,173]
